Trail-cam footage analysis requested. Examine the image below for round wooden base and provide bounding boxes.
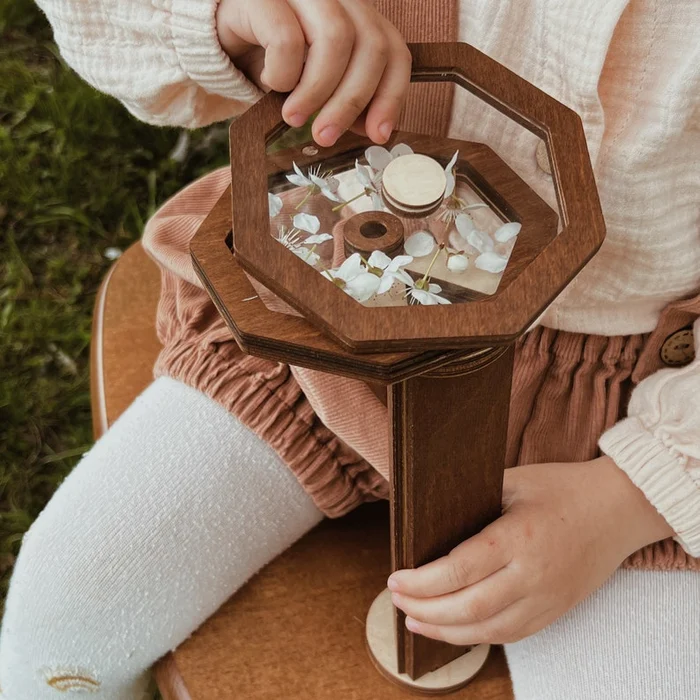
[365,589,490,695]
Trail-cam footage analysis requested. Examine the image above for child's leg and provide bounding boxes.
[0,377,323,700]
[505,568,700,699]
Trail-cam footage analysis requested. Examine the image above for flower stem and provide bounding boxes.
[332,191,366,212]
[295,189,313,211]
[417,244,444,290]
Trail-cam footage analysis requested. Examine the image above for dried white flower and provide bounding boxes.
[366,250,414,293]
[322,253,381,302]
[405,279,451,305]
[286,162,341,203]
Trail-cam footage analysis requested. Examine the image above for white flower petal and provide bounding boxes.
[455,213,475,239]
[304,233,333,244]
[475,252,508,273]
[370,192,385,210]
[365,145,393,172]
[292,247,320,266]
[293,212,320,234]
[355,160,374,188]
[404,231,436,258]
[466,203,489,211]
[337,253,364,280]
[467,229,495,253]
[390,143,414,159]
[445,150,459,173]
[494,221,522,242]
[320,186,342,202]
[444,171,455,198]
[428,283,443,294]
[268,192,283,218]
[286,173,308,187]
[368,250,392,270]
[387,255,413,271]
[377,275,395,295]
[292,161,307,181]
[447,254,469,272]
[346,273,381,302]
[309,173,327,188]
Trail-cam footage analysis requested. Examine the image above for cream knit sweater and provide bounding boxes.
[35,0,700,554]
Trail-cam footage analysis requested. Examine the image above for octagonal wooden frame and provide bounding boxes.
[225,42,605,353]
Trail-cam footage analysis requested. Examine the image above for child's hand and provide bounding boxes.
[388,457,673,645]
[216,0,412,146]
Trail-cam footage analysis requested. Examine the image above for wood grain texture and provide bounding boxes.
[225,42,604,353]
[90,242,162,436]
[191,188,472,384]
[390,347,515,679]
[154,503,513,700]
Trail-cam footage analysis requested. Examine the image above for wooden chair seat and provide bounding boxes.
[91,241,513,699]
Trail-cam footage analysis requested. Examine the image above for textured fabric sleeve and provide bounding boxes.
[600,318,700,556]
[35,0,262,127]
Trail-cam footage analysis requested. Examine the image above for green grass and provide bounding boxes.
[0,0,231,611]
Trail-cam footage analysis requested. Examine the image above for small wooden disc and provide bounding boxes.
[341,211,405,258]
[366,589,490,695]
[382,154,447,209]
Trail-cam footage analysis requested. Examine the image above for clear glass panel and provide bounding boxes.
[265,121,524,309]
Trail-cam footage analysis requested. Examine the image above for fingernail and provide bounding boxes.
[405,617,420,633]
[378,121,393,142]
[317,125,342,146]
[286,112,307,128]
[387,573,401,591]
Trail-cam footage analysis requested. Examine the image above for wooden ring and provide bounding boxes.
[341,211,405,258]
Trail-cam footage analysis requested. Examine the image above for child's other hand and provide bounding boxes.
[216,0,412,146]
[388,457,673,645]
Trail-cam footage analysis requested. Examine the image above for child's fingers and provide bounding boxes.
[361,27,412,143]
[254,0,307,92]
[404,599,546,646]
[390,567,520,627]
[388,529,510,599]
[282,0,355,127]
[311,28,388,147]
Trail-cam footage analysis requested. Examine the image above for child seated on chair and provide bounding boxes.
[1,1,699,698]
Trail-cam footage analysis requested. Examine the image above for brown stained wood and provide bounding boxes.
[90,242,162,436]
[390,346,515,679]
[154,503,513,700]
[225,42,604,353]
[190,188,471,384]
[342,211,405,259]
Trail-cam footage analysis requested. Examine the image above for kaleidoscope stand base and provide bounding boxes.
[366,590,491,695]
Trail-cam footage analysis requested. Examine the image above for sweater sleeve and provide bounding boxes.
[599,317,700,556]
[35,0,262,128]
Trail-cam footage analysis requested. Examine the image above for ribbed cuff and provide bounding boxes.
[600,416,700,557]
[170,0,261,106]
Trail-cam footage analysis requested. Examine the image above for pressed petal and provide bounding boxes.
[455,213,475,239]
[377,275,395,295]
[346,272,381,302]
[475,252,508,273]
[404,231,436,257]
[293,212,320,234]
[320,186,342,202]
[370,192,385,210]
[387,254,413,271]
[268,192,283,218]
[368,250,392,269]
[494,221,522,242]
[444,172,455,198]
[390,143,414,159]
[337,253,365,280]
[448,230,468,252]
[447,254,469,272]
[445,150,459,173]
[286,173,309,187]
[365,145,393,172]
[467,229,495,253]
[355,160,374,188]
[304,233,333,244]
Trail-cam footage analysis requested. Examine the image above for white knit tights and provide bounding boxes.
[1,378,698,699]
[0,377,323,699]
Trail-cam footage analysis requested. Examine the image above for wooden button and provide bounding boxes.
[536,140,551,175]
[341,211,404,258]
[382,154,446,211]
[660,328,695,367]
